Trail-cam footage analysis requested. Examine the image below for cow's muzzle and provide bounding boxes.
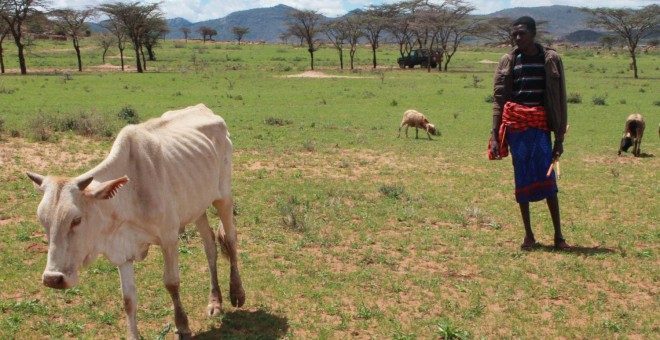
[42,271,70,289]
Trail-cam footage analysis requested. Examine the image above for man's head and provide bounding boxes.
[511,16,536,50]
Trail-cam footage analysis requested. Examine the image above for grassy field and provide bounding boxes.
[0,38,658,339]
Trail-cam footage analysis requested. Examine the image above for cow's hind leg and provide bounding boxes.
[162,238,192,339]
[194,212,223,316]
[213,197,246,307]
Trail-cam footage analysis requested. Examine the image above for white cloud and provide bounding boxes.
[506,0,654,11]
[49,0,657,22]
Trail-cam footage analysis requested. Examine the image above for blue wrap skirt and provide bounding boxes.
[507,127,558,203]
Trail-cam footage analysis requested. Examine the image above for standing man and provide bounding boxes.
[489,16,570,250]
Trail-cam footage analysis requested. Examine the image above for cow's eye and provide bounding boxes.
[71,217,82,228]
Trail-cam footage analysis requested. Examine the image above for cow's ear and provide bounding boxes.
[89,176,129,200]
[77,176,94,191]
[26,172,46,191]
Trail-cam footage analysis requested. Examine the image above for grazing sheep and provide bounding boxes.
[618,113,645,157]
[398,109,440,140]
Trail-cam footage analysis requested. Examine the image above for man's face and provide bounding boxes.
[511,24,535,50]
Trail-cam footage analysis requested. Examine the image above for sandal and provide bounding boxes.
[520,237,538,250]
[554,238,571,250]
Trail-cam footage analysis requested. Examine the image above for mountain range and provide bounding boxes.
[93,4,609,43]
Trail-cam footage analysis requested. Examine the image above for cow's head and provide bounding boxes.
[427,124,440,136]
[26,172,129,289]
[620,134,633,152]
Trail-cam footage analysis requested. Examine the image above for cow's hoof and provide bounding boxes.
[206,302,222,317]
[230,285,246,307]
[176,330,193,340]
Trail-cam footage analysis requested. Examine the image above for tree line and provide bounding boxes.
[283,0,659,77]
[1,0,658,77]
[0,0,168,74]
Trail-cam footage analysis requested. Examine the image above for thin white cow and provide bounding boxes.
[27,104,245,340]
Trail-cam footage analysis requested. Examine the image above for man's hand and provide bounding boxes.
[490,130,501,160]
[552,140,564,161]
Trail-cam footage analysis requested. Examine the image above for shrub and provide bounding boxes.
[117,106,140,124]
[303,139,315,152]
[379,183,406,200]
[592,96,606,106]
[484,95,494,103]
[69,112,115,137]
[27,113,53,142]
[653,101,660,106]
[264,117,292,126]
[437,319,470,339]
[0,86,16,94]
[277,195,309,232]
[567,92,582,104]
[390,99,398,106]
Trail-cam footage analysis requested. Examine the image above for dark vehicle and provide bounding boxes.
[398,49,443,69]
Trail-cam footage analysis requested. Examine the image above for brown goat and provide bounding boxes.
[398,109,440,140]
[618,114,645,157]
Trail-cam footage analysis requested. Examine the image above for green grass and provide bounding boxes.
[0,37,658,339]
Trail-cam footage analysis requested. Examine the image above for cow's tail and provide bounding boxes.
[217,229,231,260]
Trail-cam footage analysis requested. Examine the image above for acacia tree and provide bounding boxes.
[343,15,362,70]
[481,17,516,47]
[582,5,660,78]
[142,15,168,62]
[98,2,162,73]
[0,14,9,73]
[49,8,96,72]
[0,0,49,75]
[409,2,447,72]
[231,26,249,45]
[287,9,322,70]
[433,0,477,71]
[360,5,391,69]
[598,35,620,50]
[323,19,347,70]
[386,2,416,58]
[96,31,115,64]
[100,16,127,70]
[196,26,215,43]
[179,27,190,42]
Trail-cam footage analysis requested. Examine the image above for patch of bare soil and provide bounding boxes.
[236,148,423,181]
[277,71,373,79]
[90,63,132,71]
[478,59,498,64]
[38,46,96,53]
[0,137,101,175]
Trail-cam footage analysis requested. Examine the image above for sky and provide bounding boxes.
[49,0,657,22]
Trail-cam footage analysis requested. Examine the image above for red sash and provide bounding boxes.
[488,102,549,159]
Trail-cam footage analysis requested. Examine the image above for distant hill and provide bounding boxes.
[165,4,296,42]
[87,4,639,43]
[485,5,592,37]
[564,30,604,43]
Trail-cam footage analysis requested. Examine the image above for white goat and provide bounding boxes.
[398,109,440,140]
[618,113,645,157]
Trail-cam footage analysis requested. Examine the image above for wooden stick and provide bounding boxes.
[556,160,561,179]
[546,162,555,178]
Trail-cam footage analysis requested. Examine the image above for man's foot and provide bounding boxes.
[554,238,571,250]
[520,237,538,250]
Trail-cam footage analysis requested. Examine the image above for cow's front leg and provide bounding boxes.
[118,262,139,340]
[162,242,192,339]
